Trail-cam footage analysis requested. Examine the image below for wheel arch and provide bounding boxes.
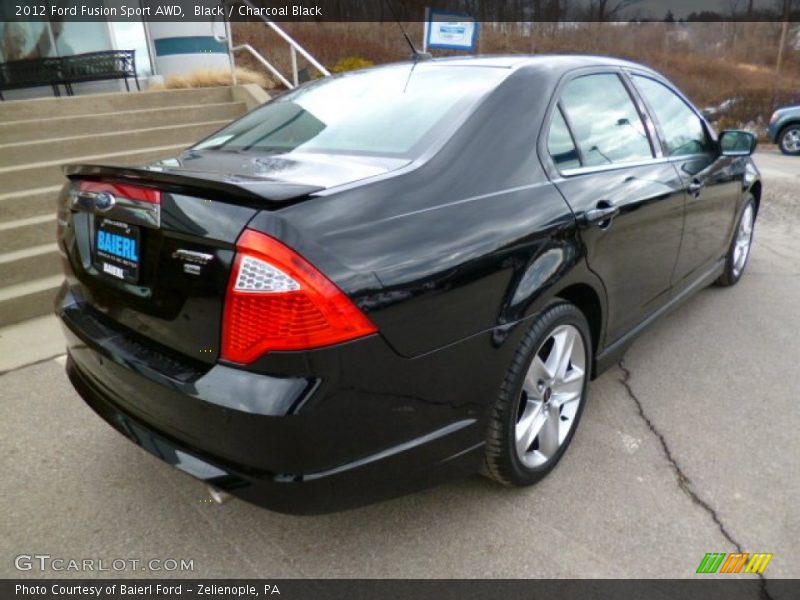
[779,119,800,135]
[553,283,603,363]
[748,179,762,216]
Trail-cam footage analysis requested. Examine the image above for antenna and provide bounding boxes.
[383,0,432,62]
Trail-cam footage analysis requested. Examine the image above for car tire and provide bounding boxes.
[715,194,756,287]
[778,124,800,156]
[483,301,592,486]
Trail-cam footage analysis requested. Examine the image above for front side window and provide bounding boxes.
[193,64,509,159]
[632,75,712,157]
[559,73,653,167]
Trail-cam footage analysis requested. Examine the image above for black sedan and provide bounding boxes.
[56,55,761,514]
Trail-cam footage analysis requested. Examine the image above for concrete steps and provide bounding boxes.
[0,243,61,288]
[0,102,244,143]
[0,217,56,253]
[0,275,64,326]
[0,144,192,193]
[0,86,250,326]
[0,120,229,166]
[0,87,235,122]
[0,186,65,221]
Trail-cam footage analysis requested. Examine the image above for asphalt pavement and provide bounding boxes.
[1,151,797,583]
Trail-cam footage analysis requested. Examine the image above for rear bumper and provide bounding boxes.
[66,353,480,514]
[57,287,492,514]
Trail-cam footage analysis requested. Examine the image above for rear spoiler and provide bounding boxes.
[63,164,325,206]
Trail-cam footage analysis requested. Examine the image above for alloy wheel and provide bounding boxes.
[781,127,800,154]
[515,324,586,469]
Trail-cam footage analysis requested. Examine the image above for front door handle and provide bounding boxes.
[580,203,620,228]
[687,179,705,196]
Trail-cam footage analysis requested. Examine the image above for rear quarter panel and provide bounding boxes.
[252,66,603,358]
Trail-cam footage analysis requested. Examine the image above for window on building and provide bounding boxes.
[1,19,151,77]
[1,22,52,61]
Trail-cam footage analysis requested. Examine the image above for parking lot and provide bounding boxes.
[1,151,797,581]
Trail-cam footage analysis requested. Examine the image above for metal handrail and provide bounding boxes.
[230,0,330,89]
[260,19,330,78]
[232,44,293,89]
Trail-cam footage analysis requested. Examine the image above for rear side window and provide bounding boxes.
[632,75,712,157]
[560,73,653,167]
[548,108,581,170]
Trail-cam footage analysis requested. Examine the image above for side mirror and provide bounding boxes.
[719,130,757,156]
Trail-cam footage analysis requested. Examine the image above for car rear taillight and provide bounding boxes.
[221,229,377,364]
[76,180,162,204]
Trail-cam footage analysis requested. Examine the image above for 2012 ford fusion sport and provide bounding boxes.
[56,56,761,514]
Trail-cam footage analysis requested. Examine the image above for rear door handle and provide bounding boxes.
[687,179,704,195]
[580,203,620,228]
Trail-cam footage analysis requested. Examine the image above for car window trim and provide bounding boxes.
[560,156,672,177]
[618,71,664,159]
[625,70,717,160]
[550,101,586,169]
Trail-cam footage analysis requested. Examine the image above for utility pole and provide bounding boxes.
[776,20,789,76]
[775,0,790,80]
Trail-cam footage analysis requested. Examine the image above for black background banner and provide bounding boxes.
[2,0,800,22]
[3,579,799,600]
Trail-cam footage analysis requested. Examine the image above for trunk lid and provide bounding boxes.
[171,148,409,189]
[58,164,324,366]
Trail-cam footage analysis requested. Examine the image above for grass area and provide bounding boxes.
[148,67,268,91]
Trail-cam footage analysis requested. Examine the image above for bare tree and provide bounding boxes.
[775,0,791,78]
[587,0,643,21]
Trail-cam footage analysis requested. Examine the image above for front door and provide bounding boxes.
[629,74,741,288]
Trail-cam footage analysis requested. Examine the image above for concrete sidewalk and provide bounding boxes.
[0,314,64,374]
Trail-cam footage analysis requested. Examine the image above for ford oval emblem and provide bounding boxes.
[94,191,116,212]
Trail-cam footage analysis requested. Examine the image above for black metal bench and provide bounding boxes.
[0,50,139,101]
[0,57,65,100]
[61,50,140,95]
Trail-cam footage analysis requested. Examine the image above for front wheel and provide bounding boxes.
[716,195,756,287]
[483,302,592,486]
[778,124,800,156]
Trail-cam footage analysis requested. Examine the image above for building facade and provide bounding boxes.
[0,17,231,99]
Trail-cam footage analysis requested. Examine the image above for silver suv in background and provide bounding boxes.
[767,105,800,155]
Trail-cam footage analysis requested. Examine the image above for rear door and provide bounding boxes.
[628,73,741,289]
[542,70,686,345]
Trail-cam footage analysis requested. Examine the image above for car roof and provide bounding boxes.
[422,54,652,73]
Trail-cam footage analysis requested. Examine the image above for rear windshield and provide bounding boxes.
[193,64,509,159]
